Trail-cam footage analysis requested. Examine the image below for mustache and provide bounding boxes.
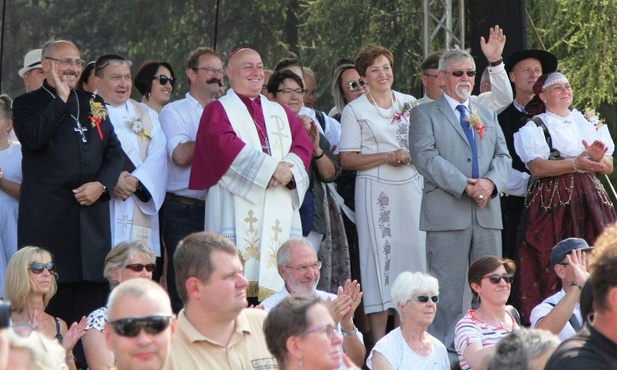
[207,78,223,87]
[63,71,80,77]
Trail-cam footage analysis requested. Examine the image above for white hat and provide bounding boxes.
[18,49,43,78]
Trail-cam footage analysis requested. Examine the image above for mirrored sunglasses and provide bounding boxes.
[107,315,172,337]
[484,273,514,284]
[346,79,368,92]
[125,263,156,272]
[153,74,175,87]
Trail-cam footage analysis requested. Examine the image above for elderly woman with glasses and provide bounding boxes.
[134,60,176,114]
[455,256,520,370]
[512,71,616,324]
[338,43,423,342]
[82,240,156,370]
[367,271,449,370]
[5,247,88,369]
[264,295,361,370]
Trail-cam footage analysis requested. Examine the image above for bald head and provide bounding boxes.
[225,49,264,98]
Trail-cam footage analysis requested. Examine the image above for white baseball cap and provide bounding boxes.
[18,49,43,78]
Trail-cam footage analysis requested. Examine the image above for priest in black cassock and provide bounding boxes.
[12,40,123,331]
[498,49,558,260]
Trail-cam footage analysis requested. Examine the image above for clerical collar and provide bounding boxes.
[236,92,261,105]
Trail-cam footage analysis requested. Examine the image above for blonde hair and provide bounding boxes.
[9,329,68,370]
[5,247,58,311]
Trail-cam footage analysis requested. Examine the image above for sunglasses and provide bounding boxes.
[447,70,477,78]
[415,295,440,304]
[125,263,156,272]
[153,74,175,87]
[483,273,514,284]
[28,262,56,274]
[346,79,368,92]
[107,315,172,337]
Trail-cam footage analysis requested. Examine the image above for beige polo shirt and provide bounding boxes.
[166,308,277,370]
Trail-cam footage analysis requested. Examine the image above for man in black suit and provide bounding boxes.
[12,40,123,337]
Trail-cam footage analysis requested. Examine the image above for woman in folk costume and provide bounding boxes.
[513,71,616,324]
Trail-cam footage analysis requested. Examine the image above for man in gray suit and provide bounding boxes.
[409,48,512,350]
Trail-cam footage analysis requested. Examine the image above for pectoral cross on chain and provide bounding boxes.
[73,116,88,143]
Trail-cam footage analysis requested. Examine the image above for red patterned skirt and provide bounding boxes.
[513,172,616,325]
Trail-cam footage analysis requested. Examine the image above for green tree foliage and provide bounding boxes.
[0,0,432,108]
[527,0,617,108]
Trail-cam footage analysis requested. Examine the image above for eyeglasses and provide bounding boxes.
[422,72,438,78]
[483,273,514,284]
[301,324,337,339]
[285,261,322,273]
[45,57,86,68]
[415,295,440,304]
[125,263,156,272]
[447,70,477,78]
[153,74,175,87]
[193,67,225,76]
[107,315,172,337]
[346,79,368,92]
[96,59,133,71]
[29,262,56,274]
[276,88,305,96]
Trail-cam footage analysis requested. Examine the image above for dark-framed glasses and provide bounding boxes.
[346,79,368,92]
[45,57,86,68]
[153,74,175,87]
[285,261,322,273]
[301,324,337,339]
[422,72,438,78]
[447,70,476,78]
[107,315,172,337]
[28,262,55,275]
[125,263,156,272]
[415,295,439,304]
[483,273,514,284]
[193,66,225,76]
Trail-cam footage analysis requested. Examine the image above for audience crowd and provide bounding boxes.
[0,23,615,370]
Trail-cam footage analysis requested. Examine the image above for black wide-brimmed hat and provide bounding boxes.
[505,49,558,74]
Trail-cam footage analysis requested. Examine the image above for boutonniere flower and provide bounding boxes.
[88,96,107,140]
[391,101,416,125]
[583,107,605,131]
[466,109,485,139]
[126,117,152,139]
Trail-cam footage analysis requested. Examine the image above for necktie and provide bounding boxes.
[456,104,479,178]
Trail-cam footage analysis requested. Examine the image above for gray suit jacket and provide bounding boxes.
[409,94,511,231]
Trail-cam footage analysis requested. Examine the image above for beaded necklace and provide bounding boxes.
[368,91,396,119]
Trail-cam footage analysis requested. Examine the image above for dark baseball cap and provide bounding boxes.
[550,238,593,266]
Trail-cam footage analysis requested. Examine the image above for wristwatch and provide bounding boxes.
[489,57,504,67]
[341,326,358,337]
[101,184,107,194]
